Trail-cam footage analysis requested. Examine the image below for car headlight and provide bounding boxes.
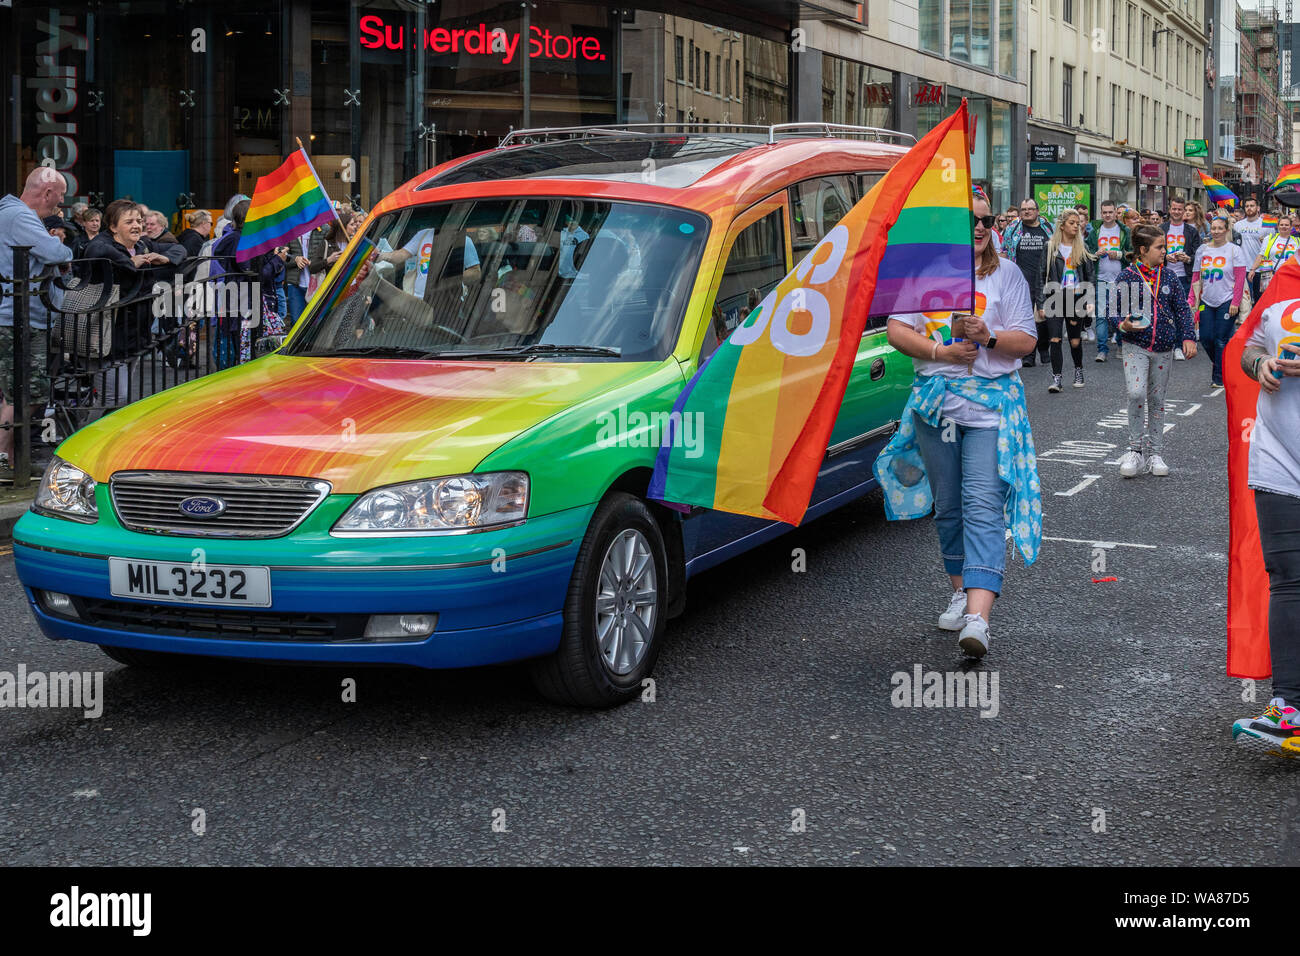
[34,457,98,523]
[333,472,529,533]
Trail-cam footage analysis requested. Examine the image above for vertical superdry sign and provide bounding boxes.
[26,11,87,199]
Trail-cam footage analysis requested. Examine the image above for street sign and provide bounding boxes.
[1031,144,1061,162]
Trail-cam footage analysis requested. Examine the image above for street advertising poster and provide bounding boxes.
[1034,181,1092,220]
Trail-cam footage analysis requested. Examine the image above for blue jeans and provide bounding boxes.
[274,284,287,323]
[286,284,308,327]
[1095,278,1117,354]
[1199,300,1235,384]
[912,412,1012,594]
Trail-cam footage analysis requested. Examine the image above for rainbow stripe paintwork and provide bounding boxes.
[649,103,974,525]
[236,149,336,262]
[1199,171,1237,208]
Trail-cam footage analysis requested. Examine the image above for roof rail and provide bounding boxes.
[767,122,916,145]
[496,122,914,149]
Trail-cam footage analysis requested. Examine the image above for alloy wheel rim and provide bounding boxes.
[594,528,658,675]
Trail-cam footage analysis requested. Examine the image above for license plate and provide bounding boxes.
[108,558,271,607]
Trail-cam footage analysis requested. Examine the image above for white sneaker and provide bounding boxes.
[1174,347,1186,360]
[1147,454,1169,476]
[958,614,990,659]
[938,590,967,631]
[1119,450,1144,478]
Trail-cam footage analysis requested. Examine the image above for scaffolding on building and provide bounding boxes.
[1240,0,1287,178]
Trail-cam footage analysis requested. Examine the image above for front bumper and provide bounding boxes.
[14,500,592,668]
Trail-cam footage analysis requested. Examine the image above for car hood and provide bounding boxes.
[61,355,659,494]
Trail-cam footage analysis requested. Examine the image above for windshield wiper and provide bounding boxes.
[457,344,623,359]
[296,346,447,359]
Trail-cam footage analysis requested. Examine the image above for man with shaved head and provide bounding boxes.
[0,166,73,413]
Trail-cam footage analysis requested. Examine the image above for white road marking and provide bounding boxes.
[1177,403,1202,416]
[1163,423,1175,433]
[1204,387,1225,397]
[1054,474,1102,497]
[1041,535,1158,550]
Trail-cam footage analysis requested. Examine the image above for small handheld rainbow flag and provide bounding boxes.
[649,102,975,525]
[1198,170,1237,209]
[1263,213,1279,229]
[236,147,336,263]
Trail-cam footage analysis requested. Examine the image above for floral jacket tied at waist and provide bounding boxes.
[872,372,1043,565]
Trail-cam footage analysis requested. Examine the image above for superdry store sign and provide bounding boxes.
[358,16,606,64]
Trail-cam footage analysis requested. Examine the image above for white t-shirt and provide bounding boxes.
[1195,242,1248,307]
[1164,224,1191,277]
[1096,223,1124,280]
[1058,246,1080,289]
[400,228,480,298]
[893,257,1037,428]
[559,225,590,277]
[1247,298,1300,497]
[1236,216,1271,265]
[1263,234,1300,273]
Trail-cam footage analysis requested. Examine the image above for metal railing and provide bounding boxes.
[1,246,277,488]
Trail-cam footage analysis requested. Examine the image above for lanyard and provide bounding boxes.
[1139,265,1161,350]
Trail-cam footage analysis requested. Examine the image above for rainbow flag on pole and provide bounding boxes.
[648,102,975,525]
[1198,170,1237,208]
[236,148,336,263]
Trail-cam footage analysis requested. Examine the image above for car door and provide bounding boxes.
[684,194,792,570]
[789,175,909,505]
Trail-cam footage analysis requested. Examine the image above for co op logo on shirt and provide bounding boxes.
[922,292,988,343]
[1276,298,1300,356]
[729,226,851,357]
[1201,254,1227,282]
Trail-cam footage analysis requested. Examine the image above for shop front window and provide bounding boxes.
[623,14,750,128]
[13,1,283,225]
[821,55,894,131]
[998,0,1016,77]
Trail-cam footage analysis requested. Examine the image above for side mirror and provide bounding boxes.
[254,335,285,357]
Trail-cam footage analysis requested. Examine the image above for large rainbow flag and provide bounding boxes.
[1199,170,1237,209]
[236,148,336,263]
[1223,254,1300,679]
[648,102,974,525]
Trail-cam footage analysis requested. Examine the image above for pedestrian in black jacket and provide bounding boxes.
[1040,208,1097,392]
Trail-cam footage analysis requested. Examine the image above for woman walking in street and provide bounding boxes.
[1114,225,1199,477]
[875,194,1041,659]
[1042,208,1096,392]
[1191,214,1248,387]
[1248,214,1300,295]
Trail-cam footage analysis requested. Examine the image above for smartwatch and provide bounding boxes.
[985,335,998,351]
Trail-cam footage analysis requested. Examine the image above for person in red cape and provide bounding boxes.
[1226,252,1300,751]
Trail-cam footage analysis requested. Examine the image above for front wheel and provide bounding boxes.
[530,493,668,707]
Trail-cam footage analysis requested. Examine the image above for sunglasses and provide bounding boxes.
[972,214,997,229]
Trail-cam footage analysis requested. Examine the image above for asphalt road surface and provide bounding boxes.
[2,343,1296,866]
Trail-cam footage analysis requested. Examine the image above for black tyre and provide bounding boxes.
[530,493,668,707]
[98,644,194,668]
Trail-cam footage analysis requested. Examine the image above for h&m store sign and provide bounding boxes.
[359,16,606,65]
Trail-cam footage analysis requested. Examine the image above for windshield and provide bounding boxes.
[285,197,709,362]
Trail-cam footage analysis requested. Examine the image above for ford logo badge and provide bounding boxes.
[178,495,226,518]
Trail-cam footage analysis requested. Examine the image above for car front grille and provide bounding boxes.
[75,597,374,643]
[110,472,331,538]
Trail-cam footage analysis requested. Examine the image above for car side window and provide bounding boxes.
[790,176,856,256]
[856,172,883,199]
[699,207,786,361]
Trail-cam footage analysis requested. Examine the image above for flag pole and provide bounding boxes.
[295,136,348,236]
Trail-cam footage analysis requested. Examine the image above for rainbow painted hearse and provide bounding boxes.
[17,124,916,706]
